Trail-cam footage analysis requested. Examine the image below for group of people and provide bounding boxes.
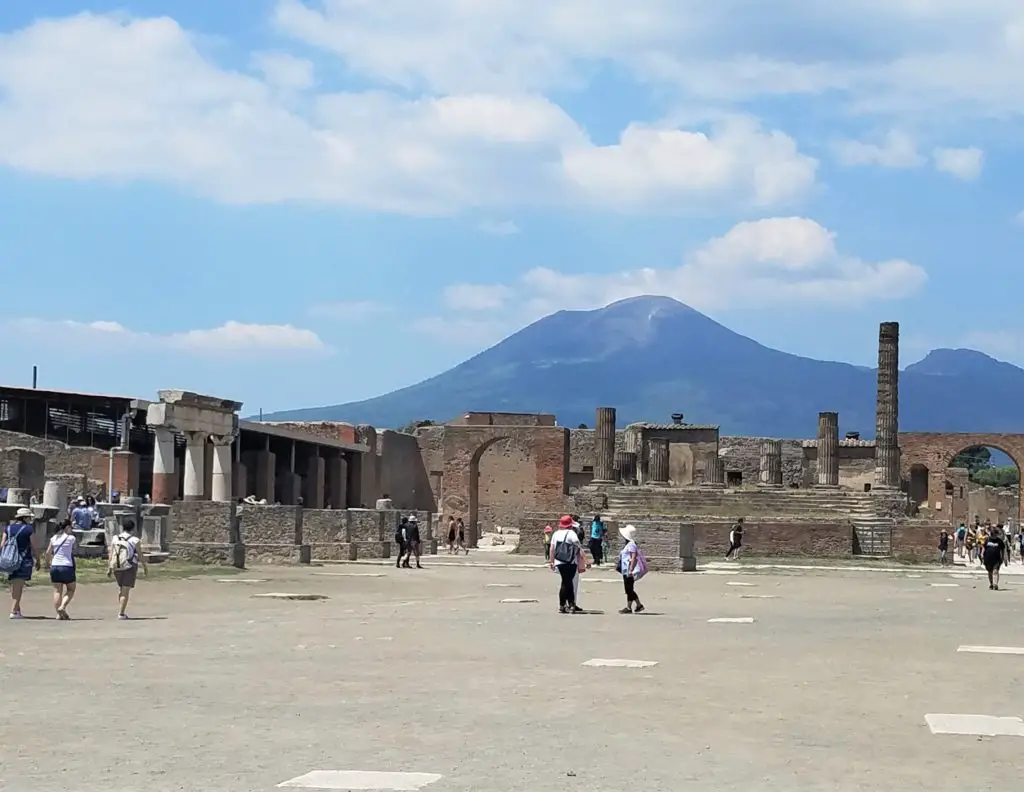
[394,515,423,569]
[545,514,646,614]
[1,508,148,620]
[944,519,1022,590]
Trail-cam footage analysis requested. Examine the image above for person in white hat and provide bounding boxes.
[2,507,41,619]
[616,524,645,614]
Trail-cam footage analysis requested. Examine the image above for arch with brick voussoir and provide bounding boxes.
[899,432,1024,524]
[440,425,570,547]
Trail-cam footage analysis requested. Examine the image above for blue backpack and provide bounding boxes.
[0,526,24,574]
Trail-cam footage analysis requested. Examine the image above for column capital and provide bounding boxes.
[210,431,238,446]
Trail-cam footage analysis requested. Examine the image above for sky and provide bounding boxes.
[1,1,1023,416]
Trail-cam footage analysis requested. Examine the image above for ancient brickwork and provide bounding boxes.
[378,430,434,511]
[263,421,358,445]
[237,504,302,545]
[719,437,803,486]
[0,448,45,490]
[302,508,347,544]
[172,500,239,544]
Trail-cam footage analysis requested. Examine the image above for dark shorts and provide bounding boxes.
[7,558,33,582]
[114,566,138,589]
[983,553,1001,571]
[50,565,76,585]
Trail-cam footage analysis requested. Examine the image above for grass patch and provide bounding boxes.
[1,559,243,587]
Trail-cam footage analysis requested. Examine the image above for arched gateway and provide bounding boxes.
[900,432,1024,524]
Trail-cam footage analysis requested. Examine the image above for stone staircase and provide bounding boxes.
[603,487,880,520]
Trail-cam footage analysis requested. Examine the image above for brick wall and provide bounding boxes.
[378,430,434,511]
[0,429,140,496]
[892,520,946,561]
[238,504,301,545]
[263,421,358,445]
[0,448,45,490]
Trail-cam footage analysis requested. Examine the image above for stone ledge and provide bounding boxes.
[169,542,245,568]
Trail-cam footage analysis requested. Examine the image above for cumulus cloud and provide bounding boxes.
[7,317,327,357]
[0,13,817,215]
[833,130,924,169]
[417,217,927,343]
[933,146,985,180]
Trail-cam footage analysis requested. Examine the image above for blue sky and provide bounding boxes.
[1,1,1022,415]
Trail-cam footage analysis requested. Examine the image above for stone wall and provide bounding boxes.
[720,437,803,486]
[237,504,301,545]
[263,421,358,445]
[169,500,243,567]
[302,508,346,544]
[378,430,434,511]
[966,484,1019,526]
[0,429,139,496]
[802,445,875,489]
[0,447,45,490]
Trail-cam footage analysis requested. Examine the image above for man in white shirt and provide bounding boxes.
[548,515,582,614]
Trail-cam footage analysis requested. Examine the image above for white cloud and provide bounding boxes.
[8,317,327,356]
[307,300,390,321]
[251,51,315,90]
[933,146,985,180]
[833,130,924,169]
[442,284,513,312]
[0,13,817,215]
[478,220,520,236]
[417,217,927,342]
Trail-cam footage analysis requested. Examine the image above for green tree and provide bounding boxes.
[951,446,992,473]
[971,466,1020,488]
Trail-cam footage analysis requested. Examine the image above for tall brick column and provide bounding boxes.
[816,412,840,487]
[648,438,669,484]
[615,450,637,485]
[703,455,725,487]
[874,321,900,489]
[593,407,617,483]
[151,427,178,504]
[758,440,782,487]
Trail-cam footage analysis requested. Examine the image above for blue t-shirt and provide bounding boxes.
[71,506,93,530]
[956,526,966,539]
[6,521,33,561]
[590,520,605,540]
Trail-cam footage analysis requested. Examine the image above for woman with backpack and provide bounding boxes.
[617,524,646,614]
[1,507,40,619]
[43,518,77,620]
[107,519,147,620]
[549,514,582,614]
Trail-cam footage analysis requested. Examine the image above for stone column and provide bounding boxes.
[648,438,669,484]
[326,454,348,509]
[593,407,617,483]
[758,440,782,487]
[209,435,234,503]
[182,432,207,501]
[151,427,177,504]
[304,453,326,510]
[816,412,840,487]
[703,455,725,487]
[615,450,637,485]
[255,450,276,502]
[874,321,901,489]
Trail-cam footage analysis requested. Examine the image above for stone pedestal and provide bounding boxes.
[210,435,234,503]
[758,440,783,487]
[702,455,725,487]
[42,481,68,515]
[5,488,30,505]
[874,321,900,489]
[304,455,326,510]
[593,407,617,483]
[615,451,637,485]
[679,522,697,571]
[182,432,207,501]
[816,412,840,487]
[648,438,669,484]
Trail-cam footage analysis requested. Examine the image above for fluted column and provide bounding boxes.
[874,321,900,488]
[593,407,617,483]
[703,454,725,487]
[648,438,669,484]
[816,412,839,487]
[758,439,783,487]
[615,450,637,485]
[182,431,207,500]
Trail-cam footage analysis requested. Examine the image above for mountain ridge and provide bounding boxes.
[262,297,1024,437]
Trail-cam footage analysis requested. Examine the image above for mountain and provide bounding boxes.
[261,296,1024,437]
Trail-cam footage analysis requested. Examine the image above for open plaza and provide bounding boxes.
[4,555,1021,792]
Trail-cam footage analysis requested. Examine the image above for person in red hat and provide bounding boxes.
[549,515,582,613]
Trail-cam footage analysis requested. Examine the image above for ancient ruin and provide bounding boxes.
[2,321,1021,568]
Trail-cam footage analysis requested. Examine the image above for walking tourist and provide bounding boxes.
[938,529,950,566]
[542,524,553,558]
[446,516,457,554]
[44,519,77,620]
[617,524,646,614]
[1,507,40,619]
[725,518,744,560]
[395,516,410,568]
[955,522,966,558]
[107,519,147,619]
[456,517,467,554]
[588,514,606,566]
[982,526,1007,591]
[965,526,977,564]
[549,515,582,614]
[407,515,423,569]
[1018,530,1024,564]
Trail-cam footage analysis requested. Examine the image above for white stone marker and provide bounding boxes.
[708,617,755,623]
[582,658,658,668]
[739,594,779,599]
[930,583,959,588]
[485,583,521,588]
[957,646,1024,655]
[216,578,269,584]
[499,598,538,603]
[314,573,385,578]
[253,593,329,601]
[726,582,756,587]
[279,770,443,790]
[925,714,1024,737]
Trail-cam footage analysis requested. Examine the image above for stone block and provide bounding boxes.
[170,500,238,544]
[237,504,301,545]
[169,542,245,568]
[302,508,346,544]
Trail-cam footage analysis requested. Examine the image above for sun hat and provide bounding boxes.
[558,514,573,529]
[15,507,33,520]
[619,524,636,542]
[408,515,418,523]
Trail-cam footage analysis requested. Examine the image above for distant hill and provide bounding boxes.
[261,296,1024,437]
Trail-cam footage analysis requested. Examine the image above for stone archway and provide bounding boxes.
[908,463,929,509]
[900,432,1024,525]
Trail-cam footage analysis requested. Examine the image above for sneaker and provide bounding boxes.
[634,604,646,614]
[8,612,22,620]
[558,606,567,614]
[570,606,584,614]
[118,614,129,620]
[618,607,632,614]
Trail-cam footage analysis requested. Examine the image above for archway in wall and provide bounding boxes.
[908,464,929,510]
[948,445,1020,528]
[469,436,513,547]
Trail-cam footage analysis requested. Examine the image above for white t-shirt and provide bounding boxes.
[50,533,77,567]
[550,528,581,565]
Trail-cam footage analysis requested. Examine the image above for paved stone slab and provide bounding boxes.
[279,770,444,789]
[485,583,520,588]
[924,714,1024,737]
[582,658,658,668]
[739,594,779,599]
[708,617,755,623]
[216,578,269,583]
[253,593,330,601]
[930,583,959,588]
[957,646,1024,655]
[726,582,756,587]
[499,598,538,603]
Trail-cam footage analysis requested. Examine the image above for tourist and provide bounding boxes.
[549,515,582,614]
[107,519,148,619]
[71,498,92,532]
[456,517,467,554]
[1,507,40,619]
[982,526,1007,590]
[965,526,977,565]
[43,518,77,620]
[589,514,606,566]
[617,524,646,614]
[1018,530,1024,564]
[938,529,950,566]
[407,515,423,569]
[725,518,744,560]
[85,496,101,526]
[395,516,409,568]
[542,524,553,558]
[955,522,966,558]
[446,516,457,554]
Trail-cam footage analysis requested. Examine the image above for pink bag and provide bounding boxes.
[632,547,649,581]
